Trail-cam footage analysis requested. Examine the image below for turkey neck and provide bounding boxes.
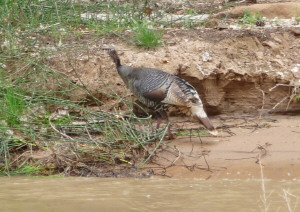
[117,65,133,88]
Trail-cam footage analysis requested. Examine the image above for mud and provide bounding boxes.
[45,2,300,179]
[147,115,300,180]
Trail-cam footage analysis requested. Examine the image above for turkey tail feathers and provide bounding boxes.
[191,105,218,136]
[108,49,121,67]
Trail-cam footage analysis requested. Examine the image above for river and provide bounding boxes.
[1,177,299,212]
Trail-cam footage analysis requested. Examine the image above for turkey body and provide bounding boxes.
[108,49,217,137]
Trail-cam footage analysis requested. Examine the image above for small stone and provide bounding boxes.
[291,64,300,78]
[202,52,212,62]
[5,130,14,136]
[162,58,168,64]
[0,63,6,69]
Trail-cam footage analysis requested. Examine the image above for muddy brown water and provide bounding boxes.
[1,177,299,212]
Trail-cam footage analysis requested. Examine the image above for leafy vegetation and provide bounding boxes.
[239,10,264,25]
[131,20,163,48]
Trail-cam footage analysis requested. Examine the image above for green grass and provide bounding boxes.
[183,17,196,29]
[0,0,156,54]
[0,165,44,176]
[0,87,27,127]
[239,10,263,25]
[186,9,198,15]
[131,20,164,49]
[296,17,300,23]
[0,0,229,51]
[0,57,168,176]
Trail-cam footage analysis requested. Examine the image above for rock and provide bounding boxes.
[202,52,212,62]
[291,64,300,78]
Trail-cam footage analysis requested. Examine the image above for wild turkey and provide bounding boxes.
[108,49,218,138]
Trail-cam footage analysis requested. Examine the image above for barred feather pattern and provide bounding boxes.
[162,77,203,107]
[108,48,217,134]
[132,75,203,116]
[130,68,171,94]
[125,68,172,110]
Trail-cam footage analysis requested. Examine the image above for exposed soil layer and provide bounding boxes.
[50,27,300,115]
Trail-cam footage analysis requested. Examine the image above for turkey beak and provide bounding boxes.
[198,117,218,136]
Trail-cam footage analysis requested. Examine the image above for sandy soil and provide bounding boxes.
[147,115,300,180]
[217,2,300,19]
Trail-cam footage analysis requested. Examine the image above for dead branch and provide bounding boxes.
[271,96,290,110]
[269,84,298,92]
[286,86,299,110]
[269,83,300,112]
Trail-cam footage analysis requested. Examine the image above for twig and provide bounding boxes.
[271,96,289,110]
[189,141,194,155]
[269,83,300,112]
[254,83,265,119]
[253,143,271,163]
[201,150,211,171]
[49,116,81,160]
[143,125,168,164]
[258,155,270,212]
[85,126,103,149]
[203,154,210,171]
[171,151,181,165]
[225,157,256,160]
[269,84,297,92]
[281,189,299,212]
[49,116,74,141]
[286,86,299,110]
[259,89,265,119]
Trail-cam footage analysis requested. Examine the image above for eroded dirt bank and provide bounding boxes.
[43,2,300,179]
[50,9,300,115]
[50,27,300,113]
